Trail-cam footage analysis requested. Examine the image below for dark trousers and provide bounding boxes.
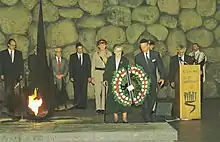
[5,79,16,112]
[4,78,24,114]
[200,75,204,102]
[73,80,88,108]
[54,83,69,107]
[142,83,156,121]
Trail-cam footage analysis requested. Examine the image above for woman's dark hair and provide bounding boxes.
[97,39,107,46]
[7,38,16,47]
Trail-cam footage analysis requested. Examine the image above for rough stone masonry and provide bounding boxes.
[0,0,220,99]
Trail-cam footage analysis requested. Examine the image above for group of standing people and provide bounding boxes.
[103,39,166,123]
[102,39,207,123]
[0,38,207,123]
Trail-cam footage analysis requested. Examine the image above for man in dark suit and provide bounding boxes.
[168,45,194,117]
[69,42,92,109]
[135,39,165,122]
[0,39,24,114]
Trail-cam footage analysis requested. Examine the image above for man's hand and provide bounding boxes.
[56,74,62,79]
[1,75,4,80]
[88,77,94,85]
[200,71,203,75]
[70,78,74,82]
[90,78,95,84]
[19,75,23,80]
[170,82,175,88]
[88,77,92,82]
[158,79,165,87]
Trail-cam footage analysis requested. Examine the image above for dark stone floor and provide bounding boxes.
[1,98,219,141]
[55,99,220,142]
[170,99,220,142]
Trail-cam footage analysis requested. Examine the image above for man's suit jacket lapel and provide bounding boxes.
[60,57,65,71]
[118,57,123,69]
[175,55,180,67]
[6,50,11,63]
[82,53,85,66]
[110,55,116,71]
[140,52,151,74]
[52,58,58,73]
[141,52,147,65]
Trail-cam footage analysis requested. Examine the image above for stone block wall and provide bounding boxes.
[0,0,220,99]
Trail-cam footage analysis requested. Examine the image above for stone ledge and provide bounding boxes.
[0,123,177,142]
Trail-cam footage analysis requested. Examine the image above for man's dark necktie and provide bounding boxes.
[144,53,152,74]
[79,55,82,65]
[57,57,61,72]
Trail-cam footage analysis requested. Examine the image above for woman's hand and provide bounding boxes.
[103,81,108,87]
[170,82,175,88]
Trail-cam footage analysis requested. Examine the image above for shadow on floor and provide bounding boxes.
[170,99,220,142]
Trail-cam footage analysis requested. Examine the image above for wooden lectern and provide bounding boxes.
[178,65,201,120]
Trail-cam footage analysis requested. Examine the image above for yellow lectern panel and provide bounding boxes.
[179,65,201,119]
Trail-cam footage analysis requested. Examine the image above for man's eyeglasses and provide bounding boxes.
[10,44,16,47]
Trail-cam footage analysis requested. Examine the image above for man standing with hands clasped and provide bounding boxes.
[69,42,92,109]
[135,39,165,123]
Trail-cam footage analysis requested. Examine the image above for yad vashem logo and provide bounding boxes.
[184,92,197,113]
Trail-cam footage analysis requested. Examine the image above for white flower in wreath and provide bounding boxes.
[125,97,129,100]
[133,98,137,102]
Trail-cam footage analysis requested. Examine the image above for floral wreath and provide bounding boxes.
[111,65,151,107]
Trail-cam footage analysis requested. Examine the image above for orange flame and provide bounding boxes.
[28,88,43,116]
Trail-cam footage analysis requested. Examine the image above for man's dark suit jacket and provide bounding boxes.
[135,50,165,85]
[135,50,165,120]
[168,54,194,117]
[69,53,91,81]
[0,49,24,82]
[168,55,194,83]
